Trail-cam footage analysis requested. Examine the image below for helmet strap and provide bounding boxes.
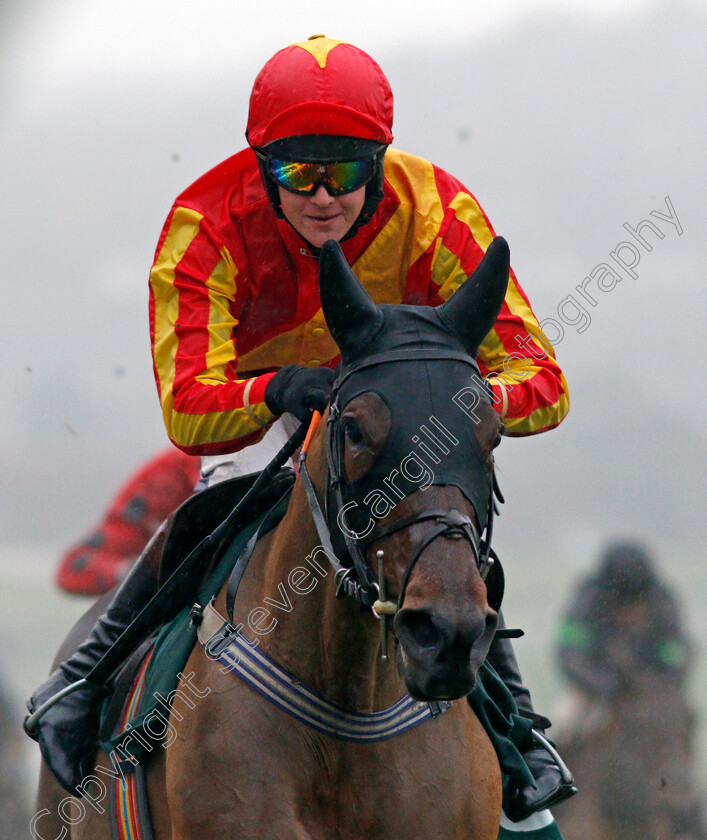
[256,153,287,219]
[340,150,386,241]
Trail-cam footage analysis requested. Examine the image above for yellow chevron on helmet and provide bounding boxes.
[292,35,344,69]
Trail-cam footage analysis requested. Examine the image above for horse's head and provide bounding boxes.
[316,238,509,701]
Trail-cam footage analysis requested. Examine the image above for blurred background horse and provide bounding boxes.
[553,541,706,840]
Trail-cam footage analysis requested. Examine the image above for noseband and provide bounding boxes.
[298,349,500,633]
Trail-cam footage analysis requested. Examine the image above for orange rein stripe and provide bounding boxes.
[301,410,322,455]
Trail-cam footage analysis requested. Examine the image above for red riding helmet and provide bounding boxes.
[246,35,394,148]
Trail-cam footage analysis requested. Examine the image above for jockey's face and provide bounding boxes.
[278,184,366,248]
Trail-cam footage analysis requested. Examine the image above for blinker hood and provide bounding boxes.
[318,237,510,548]
[331,352,493,539]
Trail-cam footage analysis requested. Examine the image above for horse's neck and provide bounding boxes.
[243,480,405,712]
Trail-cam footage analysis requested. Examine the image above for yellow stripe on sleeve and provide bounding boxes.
[503,386,570,435]
[431,191,493,300]
[431,243,465,301]
[150,207,205,432]
[150,206,248,447]
[448,191,494,249]
[383,149,445,267]
[434,191,569,434]
[170,403,272,448]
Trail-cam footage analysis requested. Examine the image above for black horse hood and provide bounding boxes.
[318,238,509,535]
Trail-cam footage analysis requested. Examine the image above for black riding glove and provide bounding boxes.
[264,365,335,423]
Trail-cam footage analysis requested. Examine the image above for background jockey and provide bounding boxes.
[556,540,692,720]
[28,36,573,822]
[553,540,704,839]
[56,448,200,595]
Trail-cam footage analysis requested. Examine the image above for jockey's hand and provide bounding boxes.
[265,365,335,423]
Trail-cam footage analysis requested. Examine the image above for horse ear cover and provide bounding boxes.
[318,238,502,537]
[437,237,510,355]
[319,239,384,359]
[320,237,509,361]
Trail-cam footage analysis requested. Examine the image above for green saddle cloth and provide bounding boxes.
[100,490,292,761]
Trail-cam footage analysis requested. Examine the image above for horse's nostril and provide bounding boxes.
[396,609,441,651]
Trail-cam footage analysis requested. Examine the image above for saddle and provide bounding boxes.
[158,467,295,584]
[98,474,295,764]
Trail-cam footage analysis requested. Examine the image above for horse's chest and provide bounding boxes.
[232,708,499,839]
[169,661,500,838]
[296,751,479,839]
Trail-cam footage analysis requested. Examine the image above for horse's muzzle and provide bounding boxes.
[394,606,497,700]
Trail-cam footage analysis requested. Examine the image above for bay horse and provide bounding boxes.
[36,237,511,840]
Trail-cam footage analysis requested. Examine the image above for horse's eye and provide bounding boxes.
[343,419,364,445]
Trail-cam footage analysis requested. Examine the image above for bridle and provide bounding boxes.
[298,348,501,656]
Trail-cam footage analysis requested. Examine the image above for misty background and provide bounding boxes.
[1,0,705,816]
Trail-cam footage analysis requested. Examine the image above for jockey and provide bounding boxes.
[555,541,703,838]
[557,541,691,710]
[27,36,573,820]
[56,448,200,595]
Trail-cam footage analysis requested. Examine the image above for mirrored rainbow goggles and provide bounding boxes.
[265,156,378,196]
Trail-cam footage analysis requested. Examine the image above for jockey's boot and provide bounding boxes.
[24,519,170,796]
[488,611,578,822]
